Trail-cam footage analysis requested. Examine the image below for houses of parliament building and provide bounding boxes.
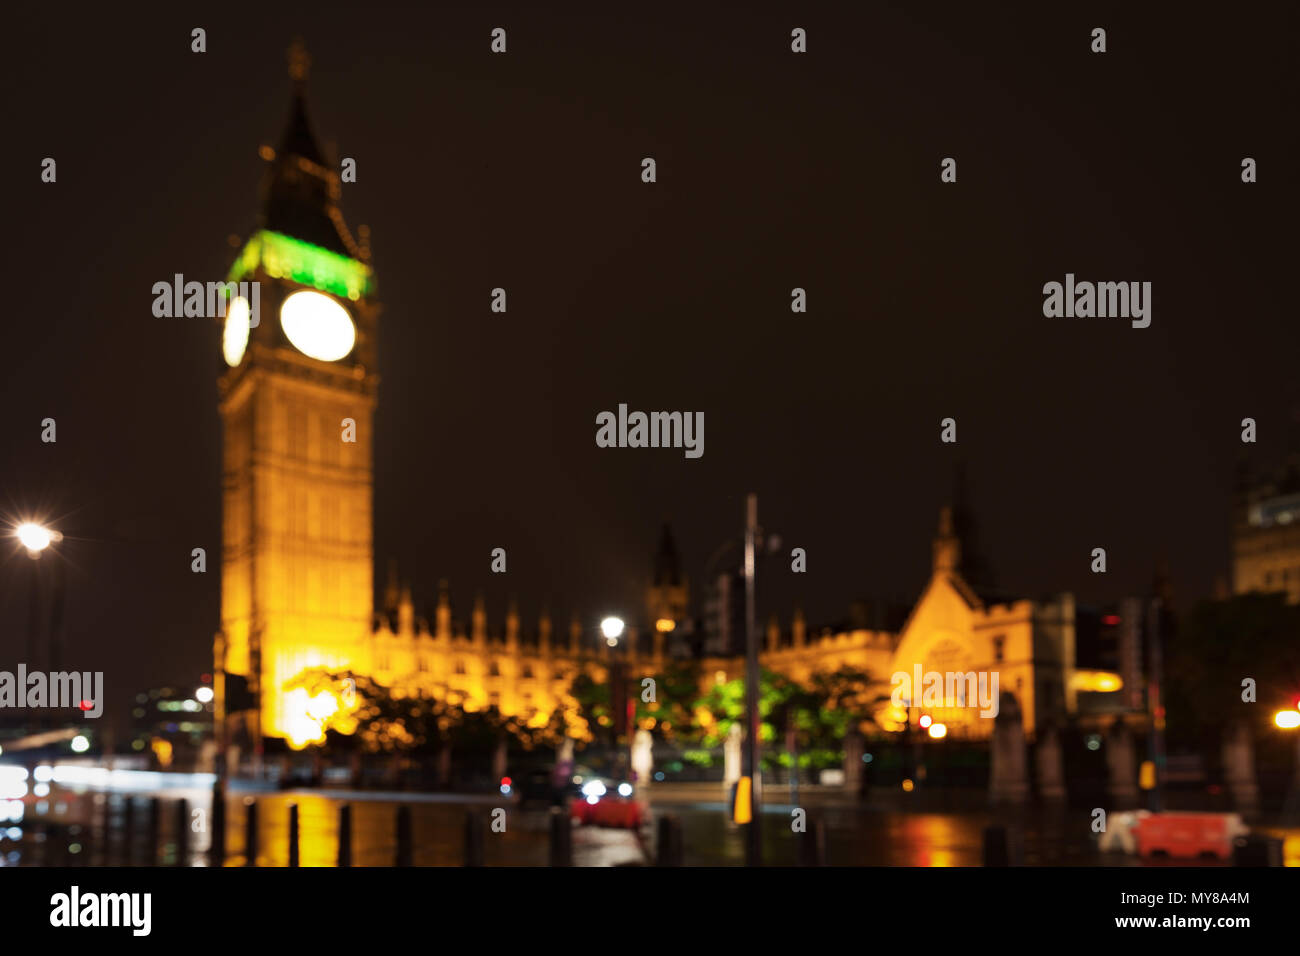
[215,51,1122,754]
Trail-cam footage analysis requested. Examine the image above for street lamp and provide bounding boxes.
[15,522,61,556]
[1274,709,1300,730]
[600,616,625,646]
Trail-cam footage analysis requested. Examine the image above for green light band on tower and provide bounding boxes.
[229,230,373,300]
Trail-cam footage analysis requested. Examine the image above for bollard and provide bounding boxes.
[982,824,1021,866]
[209,781,226,867]
[243,798,258,867]
[288,803,299,868]
[655,813,684,867]
[99,794,113,866]
[799,814,826,867]
[1233,834,1283,866]
[549,806,572,867]
[395,805,413,867]
[337,804,352,867]
[463,809,484,867]
[59,825,72,866]
[174,798,189,867]
[122,797,135,866]
[148,796,162,866]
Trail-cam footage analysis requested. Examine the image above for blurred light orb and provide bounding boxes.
[1274,710,1300,730]
[70,735,90,754]
[901,778,915,792]
[918,715,932,729]
[600,617,625,641]
[195,687,214,704]
[16,523,53,552]
[617,783,633,797]
[928,722,948,739]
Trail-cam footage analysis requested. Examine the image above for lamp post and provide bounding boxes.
[600,616,629,766]
[15,522,62,666]
[742,493,762,867]
[14,522,62,738]
[1276,707,1300,823]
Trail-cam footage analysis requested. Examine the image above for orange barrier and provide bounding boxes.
[1134,812,1244,860]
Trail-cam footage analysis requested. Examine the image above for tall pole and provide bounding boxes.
[743,493,762,866]
[1146,598,1165,813]
[26,556,41,672]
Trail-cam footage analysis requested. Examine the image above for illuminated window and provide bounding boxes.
[489,662,500,677]
[522,665,533,679]
[454,660,466,675]
[993,636,1004,662]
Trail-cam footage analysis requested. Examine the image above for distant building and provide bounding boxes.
[366,578,670,732]
[646,524,690,646]
[704,506,1126,740]
[129,680,215,768]
[1233,453,1300,604]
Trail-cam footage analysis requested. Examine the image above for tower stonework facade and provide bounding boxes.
[217,51,379,747]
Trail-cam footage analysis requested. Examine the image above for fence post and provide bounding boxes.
[655,813,683,866]
[799,813,826,866]
[549,806,572,867]
[99,793,113,866]
[463,809,484,867]
[288,803,299,867]
[209,781,226,867]
[243,798,258,867]
[982,824,1020,866]
[148,796,162,866]
[395,805,413,867]
[122,797,135,865]
[174,798,189,867]
[337,804,352,867]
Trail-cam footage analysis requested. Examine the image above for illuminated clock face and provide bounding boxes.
[222,296,252,367]
[279,290,356,361]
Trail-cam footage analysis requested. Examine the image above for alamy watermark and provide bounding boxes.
[595,404,704,459]
[152,275,260,326]
[1042,274,1150,328]
[0,664,103,718]
[891,664,999,718]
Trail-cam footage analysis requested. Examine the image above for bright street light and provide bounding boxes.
[600,616,625,645]
[1274,710,1300,730]
[16,522,60,554]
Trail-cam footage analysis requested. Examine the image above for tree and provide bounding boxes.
[1166,593,1300,750]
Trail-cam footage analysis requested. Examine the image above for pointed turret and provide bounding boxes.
[505,597,520,648]
[538,606,552,653]
[933,505,960,574]
[436,579,451,640]
[472,592,487,645]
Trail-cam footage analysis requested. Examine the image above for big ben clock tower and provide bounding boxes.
[217,43,379,750]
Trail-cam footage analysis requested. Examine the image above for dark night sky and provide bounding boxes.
[3,2,1297,732]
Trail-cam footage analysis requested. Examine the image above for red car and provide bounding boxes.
[569,779,644,828]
